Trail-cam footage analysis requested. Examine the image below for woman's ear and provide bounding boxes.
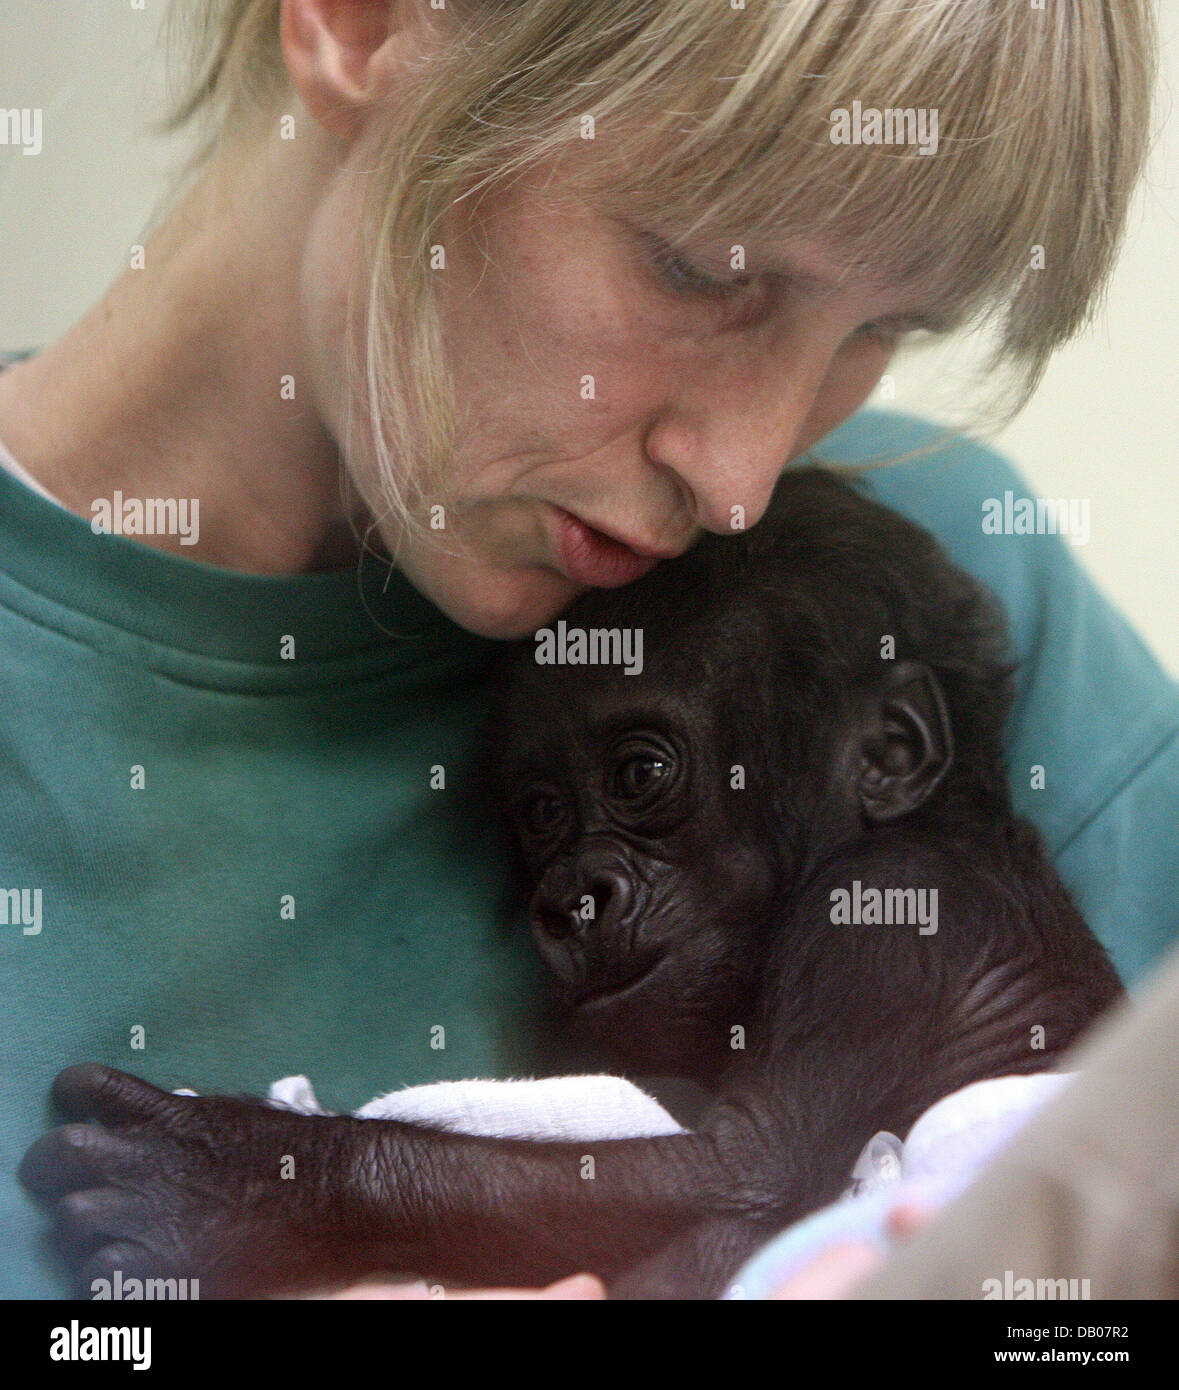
[856,661,953,821]
[280,0,433,139]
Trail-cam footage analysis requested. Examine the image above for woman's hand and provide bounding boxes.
[767,1202,936,1299]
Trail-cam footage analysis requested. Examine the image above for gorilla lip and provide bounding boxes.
[550,507,664,589]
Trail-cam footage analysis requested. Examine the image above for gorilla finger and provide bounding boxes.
[53,1188,150,1259]
[52,1063,180,1126]
[18,1124,147,1197]
[78,1241,156,1298]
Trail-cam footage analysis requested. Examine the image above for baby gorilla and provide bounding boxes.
[21,467,1120,1299]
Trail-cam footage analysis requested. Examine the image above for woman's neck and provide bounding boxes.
[0,133,372,574]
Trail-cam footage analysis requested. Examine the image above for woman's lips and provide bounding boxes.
[550,508,663,589]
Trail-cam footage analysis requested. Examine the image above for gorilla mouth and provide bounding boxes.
[572,957,661,1009]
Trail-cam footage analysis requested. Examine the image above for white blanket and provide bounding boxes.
[730,1070,1077,1297]
[197,1069,1074,1296]
[266,1072,688,1140]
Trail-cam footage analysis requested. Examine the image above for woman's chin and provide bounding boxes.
[423,562,583,641]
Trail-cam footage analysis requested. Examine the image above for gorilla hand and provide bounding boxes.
[18,1063,425,1298]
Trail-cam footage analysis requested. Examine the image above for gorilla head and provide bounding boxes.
[491,466,1018,1076]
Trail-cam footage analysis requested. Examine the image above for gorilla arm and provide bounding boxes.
[19,1061,779,1297]
[23,1014,942,1301]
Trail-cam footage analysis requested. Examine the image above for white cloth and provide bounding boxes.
[266,1072,687,1141]
[730,1071,1077,1297]
[262,1070,1071,1171]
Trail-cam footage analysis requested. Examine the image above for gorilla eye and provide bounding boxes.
[613,754,671,800]
[520,790,567,838]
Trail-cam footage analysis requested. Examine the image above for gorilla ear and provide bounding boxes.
[856,661,953,822]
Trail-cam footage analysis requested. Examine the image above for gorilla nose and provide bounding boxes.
[530,870,639,993]
[533,904,581,942]
[532,870,634,942]
[588,869,634,931]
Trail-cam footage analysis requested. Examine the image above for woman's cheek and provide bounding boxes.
[796,340,897,459]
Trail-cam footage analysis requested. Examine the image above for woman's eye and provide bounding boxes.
[848,321,892,345]
[613,754,671,800]
[849,318,916,348]
[654,244,751,300]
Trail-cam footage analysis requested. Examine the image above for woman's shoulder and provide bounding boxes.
[810,407,1036,525]
[808,408,1087,664]
[808,409,1161,679]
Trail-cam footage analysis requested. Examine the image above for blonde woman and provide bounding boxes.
[0,0,1171,1298]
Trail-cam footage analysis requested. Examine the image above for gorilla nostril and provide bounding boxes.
[533,905,576,940]
[589,871,633,927]
[531,871,635,941]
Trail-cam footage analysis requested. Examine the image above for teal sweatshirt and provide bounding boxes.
[2,361,1177,1296]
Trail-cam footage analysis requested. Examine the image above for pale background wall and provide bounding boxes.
[1,1,1177,673]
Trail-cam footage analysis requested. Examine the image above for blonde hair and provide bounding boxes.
[156,0,1158,536]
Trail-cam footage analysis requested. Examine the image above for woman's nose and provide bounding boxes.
[644,350,835,534]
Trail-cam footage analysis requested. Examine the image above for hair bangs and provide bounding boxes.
[562,0,1150,383]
